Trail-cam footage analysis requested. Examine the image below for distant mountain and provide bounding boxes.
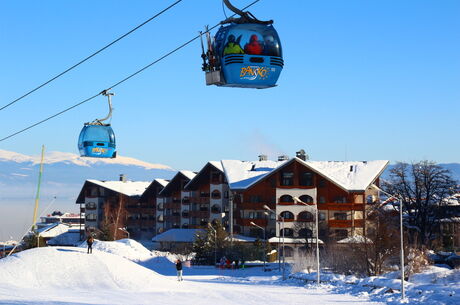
[0,149,177,239]
[0,149,176,201]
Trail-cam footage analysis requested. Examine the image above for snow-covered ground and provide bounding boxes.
[0,240,456,305]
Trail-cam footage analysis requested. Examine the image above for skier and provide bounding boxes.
[86,235,94,254]
[175,259,183,281]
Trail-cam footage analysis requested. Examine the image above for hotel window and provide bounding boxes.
[299,195,313,204]
[334,213,347,220]
[281,172,294,186]
[211,190,221,199]
[280,211,294,220]
[280,228,294,237]
[319,196,326,204]
[86,202,97,209]
[86,213,97,221]
[279,195,293,203]
[319,212,326,221]
[300,172,314,186]
[333,196,347,203]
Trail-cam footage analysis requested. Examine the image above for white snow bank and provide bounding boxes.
[78,239,154,262]
[292,265,460,305]
[0,246,178,291]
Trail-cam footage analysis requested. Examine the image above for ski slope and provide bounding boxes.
[0,240,385,305]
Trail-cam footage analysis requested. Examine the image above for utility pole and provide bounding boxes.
[229,191,234,245]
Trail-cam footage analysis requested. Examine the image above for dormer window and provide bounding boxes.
[281,172,294,186]
[300,172,313,186]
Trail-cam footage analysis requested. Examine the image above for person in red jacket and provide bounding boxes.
[244,34,263,55]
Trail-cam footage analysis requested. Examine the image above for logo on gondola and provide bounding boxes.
[92,147,108,154]
[240,66,269,80]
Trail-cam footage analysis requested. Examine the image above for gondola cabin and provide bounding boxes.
[205,23,283,89]
[78,124,116,158]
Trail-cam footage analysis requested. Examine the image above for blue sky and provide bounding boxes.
[0,0,459,171]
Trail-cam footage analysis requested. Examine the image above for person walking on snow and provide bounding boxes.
[86,235,94,254]
[176,259,183,281]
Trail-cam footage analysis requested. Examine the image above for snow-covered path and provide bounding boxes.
[0,243,384,305]
[0,274,383,305]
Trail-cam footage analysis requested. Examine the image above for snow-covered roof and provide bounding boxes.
[37,223,71,238]
[151,229,205,243]
[443,194,460,206]
[440,217,460,223]
[298,159,389,192]
[154,179,169,187]
[268,237,324,244]
[337,235,373,244]
[180,170,196,181]
[209,161,223,172]
[87,180,151,197]
[221,159,287,190]
[226,235,258,242]
[46,230,82,246]
[221,158,388,192]
[184,161,224,190]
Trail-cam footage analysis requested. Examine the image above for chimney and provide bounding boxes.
[119,174,127,182]
[278,155,289,161]
[296,149,308,161]
[258,154,268,161]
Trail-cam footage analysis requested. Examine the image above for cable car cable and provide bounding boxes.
[0,0,261,143]
[0,0,184,113]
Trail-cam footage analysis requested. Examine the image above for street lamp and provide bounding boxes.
[118,227,130,239]
[369,184,405,301]
[264,205,286,280]
[208,223,217,267]
[293,196,320,286]
[250,221,267,271]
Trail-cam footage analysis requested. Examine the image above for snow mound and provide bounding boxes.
[78,239,154,262]
[0,247,175,291]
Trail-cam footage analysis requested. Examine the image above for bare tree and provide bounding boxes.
[363,206,400,275]
[383,161,459,247]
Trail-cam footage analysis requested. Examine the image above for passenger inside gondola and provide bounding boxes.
[244,34,263,55]
[223,34,244,55]
[262,35,278,56]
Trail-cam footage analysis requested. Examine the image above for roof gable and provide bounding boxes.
[184,161,224,190]
[221,159,287,190]
[159,170,196,196]
[222,158,389,192]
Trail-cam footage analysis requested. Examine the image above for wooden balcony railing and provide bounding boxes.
[317,203,364,211]
[189,211,209,218]
[328,219,364,228]
[239,218,268,227]
[239,202,273,210]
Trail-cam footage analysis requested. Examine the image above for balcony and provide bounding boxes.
[328,219,364,228]
[164,202,181,210]
[239,202,270,210]
[189,211,209,218]
[317,203,364,211]
[191,197,210,204]
[200,192,210,198]
[239,218,268,227]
